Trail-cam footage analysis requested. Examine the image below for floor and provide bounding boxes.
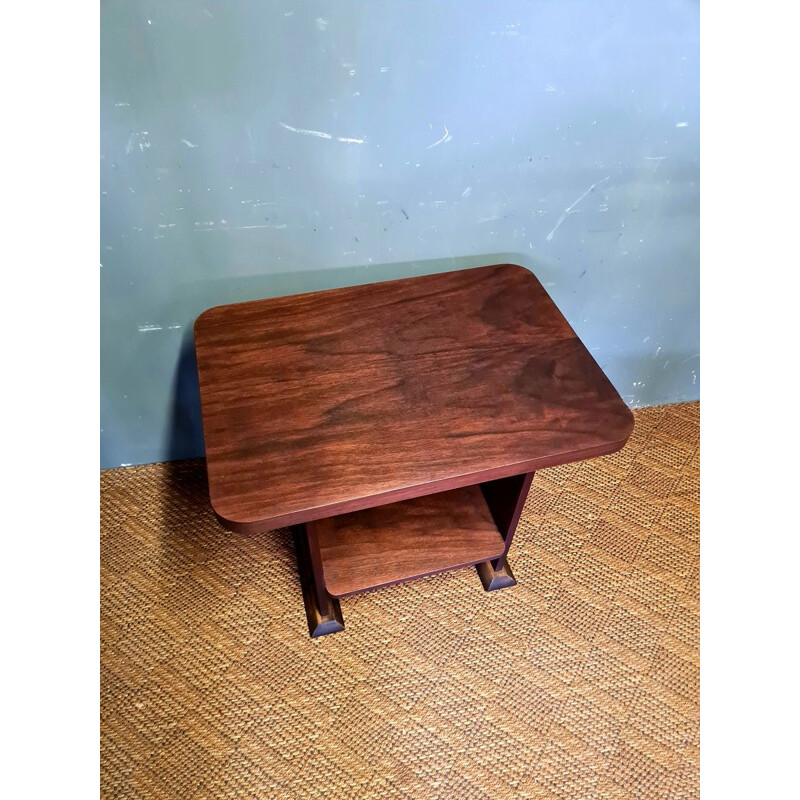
[100,402,699,800]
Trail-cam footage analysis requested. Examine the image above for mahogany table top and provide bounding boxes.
[194,264,633,533]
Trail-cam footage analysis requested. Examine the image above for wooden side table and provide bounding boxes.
[194,264,633,637]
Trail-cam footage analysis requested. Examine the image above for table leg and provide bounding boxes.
[292,522,344,638]
[476,472,535,591]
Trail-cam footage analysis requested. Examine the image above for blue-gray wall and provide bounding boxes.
[101,0,699,469]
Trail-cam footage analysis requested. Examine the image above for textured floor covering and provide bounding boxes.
[100,402,699,800]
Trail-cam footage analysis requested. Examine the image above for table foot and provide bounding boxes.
[303,591,345,638]
[293,526,345,638]
[476,556,517,591]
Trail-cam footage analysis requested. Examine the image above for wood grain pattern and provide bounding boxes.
[315,484,506,597]
[194,264,634,533]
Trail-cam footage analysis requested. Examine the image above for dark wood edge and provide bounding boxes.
[326,547,508,599]
[209,433,632,534]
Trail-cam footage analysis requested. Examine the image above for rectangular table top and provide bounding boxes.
[194,264,633,533]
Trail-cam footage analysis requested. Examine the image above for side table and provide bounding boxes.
[194,264,633,636]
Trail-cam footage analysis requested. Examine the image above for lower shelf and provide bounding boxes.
[315,483,506,597]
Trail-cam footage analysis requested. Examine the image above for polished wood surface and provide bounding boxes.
[315,484,506,597]
[194,264,634,533]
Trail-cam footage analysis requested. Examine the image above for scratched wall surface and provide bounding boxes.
[100,0,699,469]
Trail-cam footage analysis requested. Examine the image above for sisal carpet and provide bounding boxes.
[100,402,699,800]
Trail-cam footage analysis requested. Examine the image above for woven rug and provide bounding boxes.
[100,402,699,799]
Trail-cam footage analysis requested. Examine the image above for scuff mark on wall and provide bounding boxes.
[280,122,332,139]
[427,125,452,149]
[546,177,610,242]
[280,123,365,144]
[125,131,151,154]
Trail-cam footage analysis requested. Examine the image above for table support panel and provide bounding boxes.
[293,524,344,638]
[293,471,535,636]
[476,471,535,589]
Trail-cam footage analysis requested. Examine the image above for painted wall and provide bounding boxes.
[100,0,699,469]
